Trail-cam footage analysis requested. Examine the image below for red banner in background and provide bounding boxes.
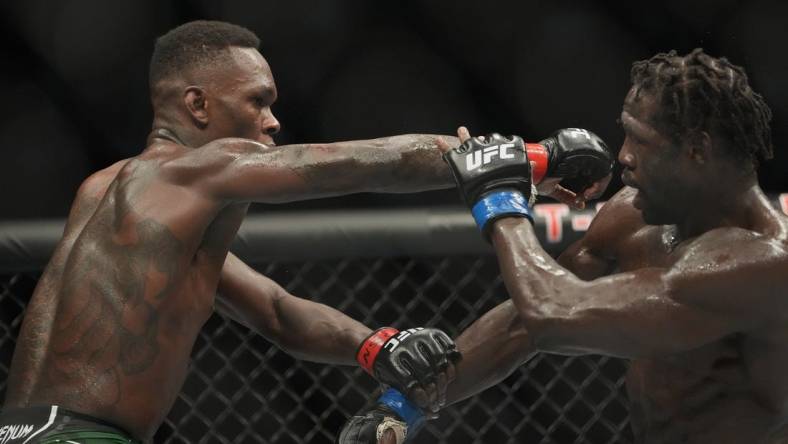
[533,202,605,245]
[534,204,571,243]
[531,194,788,249]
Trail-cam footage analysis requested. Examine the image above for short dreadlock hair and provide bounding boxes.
[150,20,260,87]
[630,48,773,169]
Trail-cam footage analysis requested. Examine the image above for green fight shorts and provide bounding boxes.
[0,405,141,444]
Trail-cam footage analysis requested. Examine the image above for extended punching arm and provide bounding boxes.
[163,135,458,204]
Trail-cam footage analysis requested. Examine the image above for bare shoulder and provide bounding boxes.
[109,139,222,187]
[158,138,273,176]
[683,225,788,260]
[593,187,645,230]
[77,159,130,197]
[667,226,788,321]
[579,186,646,251]
[57,158,133,240]
[70,158,131,216]
[558,187,646,277]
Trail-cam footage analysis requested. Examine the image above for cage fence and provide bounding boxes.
[13,200,777,443]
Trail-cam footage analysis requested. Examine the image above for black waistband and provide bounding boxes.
[0,405,136,440]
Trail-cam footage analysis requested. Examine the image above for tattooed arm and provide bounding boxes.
[215,253,370,365]
[163,135,457,203]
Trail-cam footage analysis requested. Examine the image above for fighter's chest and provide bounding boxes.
[614,224,687,272]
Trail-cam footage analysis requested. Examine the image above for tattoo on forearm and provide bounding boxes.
[291,136,451,194]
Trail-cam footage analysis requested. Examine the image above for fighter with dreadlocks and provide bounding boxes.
[341,49,788,444]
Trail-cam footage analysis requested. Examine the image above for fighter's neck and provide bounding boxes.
[149,113,206,148]
[674,183,773,241]
[148,127,186,145]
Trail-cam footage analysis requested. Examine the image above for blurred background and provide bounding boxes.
[1,3,787,442]
[0,0,786,219]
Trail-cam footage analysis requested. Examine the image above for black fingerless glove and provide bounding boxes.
[357,327,461,395]
[442,133,534,237]
[539,128,613,193]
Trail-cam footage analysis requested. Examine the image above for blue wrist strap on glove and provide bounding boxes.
[378,388,425,432]
[471,189,534,232]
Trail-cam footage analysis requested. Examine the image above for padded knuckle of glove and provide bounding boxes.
[417,337,439,361]
[398,349,432,381]
[359,328,444,390]
[544,128,613,192]
[428,329,460,363]
[443,133,532,205]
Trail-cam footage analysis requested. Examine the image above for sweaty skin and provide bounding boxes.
[441,96,788,443]
[480,188,788,443]
[4,45,458,442]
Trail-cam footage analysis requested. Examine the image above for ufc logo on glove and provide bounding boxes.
[383,328,424,352]
[465,143,516,170]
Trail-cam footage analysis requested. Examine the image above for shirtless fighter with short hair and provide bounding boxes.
[347,49,788,444]
[0,20,464,443]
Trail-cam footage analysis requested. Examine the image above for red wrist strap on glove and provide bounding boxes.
[525,143,549,184]
[356,327,399,374]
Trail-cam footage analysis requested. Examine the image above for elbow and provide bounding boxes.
[511,298,554,348]
[503,271,589,352]
[509,289,576,352]
[514,310,558,351]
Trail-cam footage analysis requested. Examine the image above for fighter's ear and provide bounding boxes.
[184,86,209,128]
[687,130,712,165]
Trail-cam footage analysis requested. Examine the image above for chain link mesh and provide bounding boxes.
[0,257,633,443]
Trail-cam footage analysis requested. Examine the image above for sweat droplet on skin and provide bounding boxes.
[532,254,567,275]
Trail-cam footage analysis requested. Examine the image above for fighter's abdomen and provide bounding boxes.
[626,337,780,443]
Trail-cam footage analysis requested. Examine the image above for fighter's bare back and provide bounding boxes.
[5,140,251,439]
[557,186,788,442]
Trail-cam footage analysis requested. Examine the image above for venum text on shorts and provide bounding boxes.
[0,424,35,444]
